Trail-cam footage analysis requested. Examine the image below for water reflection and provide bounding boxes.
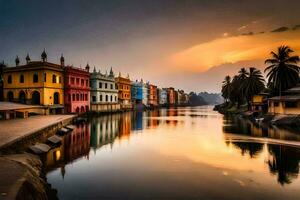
[45,107,300,199]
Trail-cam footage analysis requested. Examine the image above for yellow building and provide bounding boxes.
[3,51,64,114]
[251,93,268,112]
[115,73,132,109]
[268,85,300,115]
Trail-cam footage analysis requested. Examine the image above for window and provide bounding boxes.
[20,74,24,83]
[33,74,38,83]
[71,77,75,84]
[285,101,297,108]
[44,73,47,82]
[52,75,57,83]
[8,75,12,84]
[274,102,279,107]
[99,82,102,88]
[92,96,96,102]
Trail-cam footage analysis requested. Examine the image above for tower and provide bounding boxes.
[60,54,65,66]
[41,49,47,62]
[15,56,20,66]
[26,53,31,64]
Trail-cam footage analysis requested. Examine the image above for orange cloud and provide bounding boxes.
[169,30,300,73]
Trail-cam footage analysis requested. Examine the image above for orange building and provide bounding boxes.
[148,84,158,106]
[115,73,132,109]
[167,87,175,105]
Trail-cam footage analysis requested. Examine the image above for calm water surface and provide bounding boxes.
[45,106,300,200]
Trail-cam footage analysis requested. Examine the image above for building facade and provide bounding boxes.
[148,84,158,106]
[167,87,175,105]
[0,61,5,101]
[115,73,132,109]
[2,51,64,114]
[90,68,119,112]
[64,62,90,114]
[158,88,168,105]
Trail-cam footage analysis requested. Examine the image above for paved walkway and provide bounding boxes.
[0,115,75,149]
[0,102,42,111]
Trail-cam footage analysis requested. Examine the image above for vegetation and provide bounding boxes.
[219,45,299,112]
[265,45,300,95]
[188,92,207,106]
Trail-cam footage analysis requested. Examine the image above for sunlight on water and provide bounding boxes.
[45,106,300,200]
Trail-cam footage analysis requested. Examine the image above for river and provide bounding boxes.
[45,106,300,200]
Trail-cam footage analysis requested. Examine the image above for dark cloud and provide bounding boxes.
[271,26,289,32]
[241,32,254,36]
[292,24,300,30]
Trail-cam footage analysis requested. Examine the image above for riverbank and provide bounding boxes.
[0,114,76,200]
[214,103,300,131]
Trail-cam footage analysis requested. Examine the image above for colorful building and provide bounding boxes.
[115,73,132,109]
[148,84,158,106]
[0,61,5,101]
[268,85,300,115]
[158,88,167,105]
[90,67,119,112]
[131,79,148,106]
[64,61,90,114]
[2,51,64,114]
[167,87,175,105]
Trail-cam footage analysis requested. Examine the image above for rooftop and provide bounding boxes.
[268,95,300,101]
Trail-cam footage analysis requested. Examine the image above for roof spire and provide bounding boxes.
[15,55,20,66]
[26,53,30,64]
[41,48,47,62]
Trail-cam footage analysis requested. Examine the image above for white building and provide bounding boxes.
[90,67,119,112]
[158,88,167,105]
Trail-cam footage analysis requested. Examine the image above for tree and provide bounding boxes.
[242,67,265,110]
[265,45,300,95]
[221,75,231,103]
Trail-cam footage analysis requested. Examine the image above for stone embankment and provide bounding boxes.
[214,103,300,131]
[0,115,77,200]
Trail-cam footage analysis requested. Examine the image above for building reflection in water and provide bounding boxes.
[44,109,188,178]
[224,115,300,185]
[43,123,91,178]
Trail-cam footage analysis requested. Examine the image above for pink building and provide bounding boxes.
[64,64,90,113]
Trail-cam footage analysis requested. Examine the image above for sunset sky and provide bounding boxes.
[1,0,300,92]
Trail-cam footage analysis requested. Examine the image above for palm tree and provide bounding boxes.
[242,67,265,110]
[265,45,300,95]
[221,75,231,103]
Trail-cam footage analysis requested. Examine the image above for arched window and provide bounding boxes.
[8,75,12,84]
[20,74,24,83]
[32,91,40,105]
[52,75,57,83]
[33,74,38,83]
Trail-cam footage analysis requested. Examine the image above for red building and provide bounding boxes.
[64,63,90,113]
[167,87,175,105]
[148,84,158,106]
